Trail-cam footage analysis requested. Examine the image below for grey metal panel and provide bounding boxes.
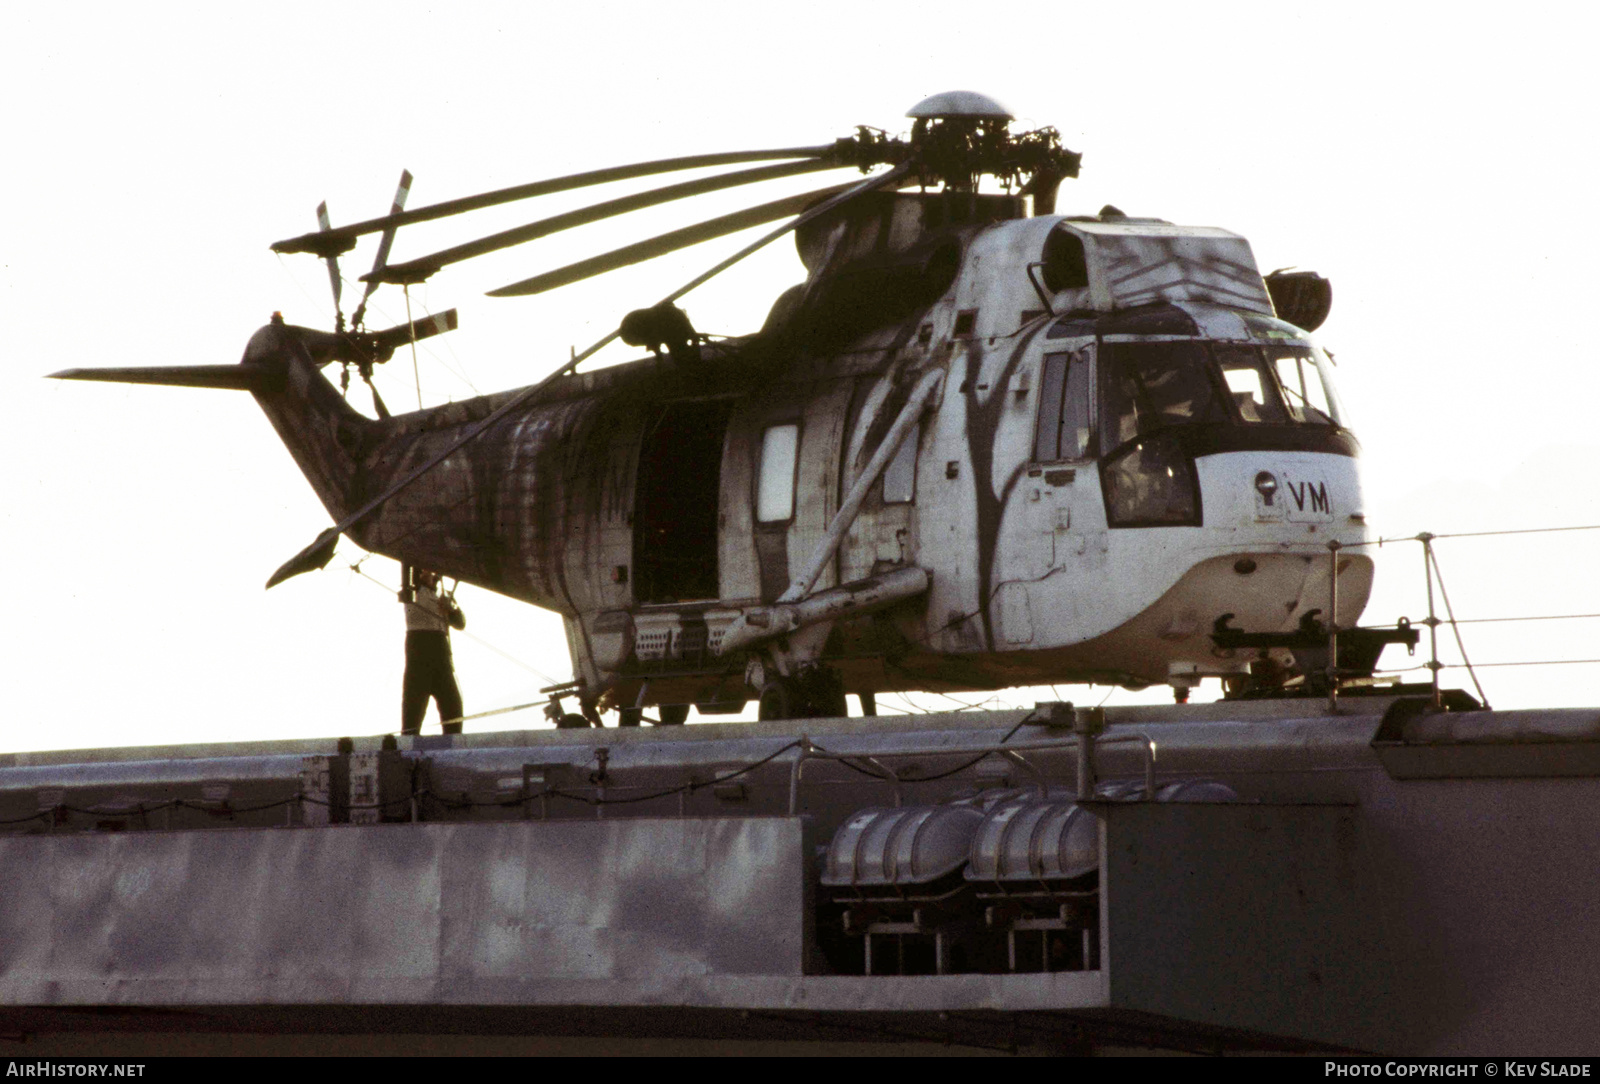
[31,831,357,995]
[1100,802,1397,1053]
[1354,772,1600,1055]
[0,756,309,792]
[0,818,809,1007]
[0,837,53,993]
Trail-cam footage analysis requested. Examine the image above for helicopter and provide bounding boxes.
[53,91,1389,727]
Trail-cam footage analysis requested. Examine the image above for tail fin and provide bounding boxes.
[49,365,285,392]
[48,314,461,529]
[49,309,456,391]
[54,312,473,586]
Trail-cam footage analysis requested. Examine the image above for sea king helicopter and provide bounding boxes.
[55,92,1410,727]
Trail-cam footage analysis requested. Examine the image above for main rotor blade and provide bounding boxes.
[487,182,855,298]
[271,145,836,258]
[370,159,842,286]
[266,163,912,589]
[654,160,915,308]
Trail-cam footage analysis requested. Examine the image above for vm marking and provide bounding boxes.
[1286,479,1330,515]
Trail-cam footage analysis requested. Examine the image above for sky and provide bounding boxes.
[5,2,1599,753]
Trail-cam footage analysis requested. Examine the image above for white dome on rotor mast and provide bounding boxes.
[906,90,1013,120]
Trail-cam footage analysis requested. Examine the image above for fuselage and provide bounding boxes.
[244,198,1371,712]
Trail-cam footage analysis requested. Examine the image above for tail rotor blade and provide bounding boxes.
[351,169,413,328]
[369,308,458,351]
[371,170,413,277]
[316,202,343,323]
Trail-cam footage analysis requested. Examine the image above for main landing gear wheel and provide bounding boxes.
[556,713,589,729]
[656,704,689,726]
[617,707,642,727]
[757,668,847,721]
[757,679,797,721]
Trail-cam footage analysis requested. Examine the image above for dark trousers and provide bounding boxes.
[402,630,464,735]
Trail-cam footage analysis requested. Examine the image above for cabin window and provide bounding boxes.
[1034,352,1093,461]
[757,424,799,523]
[1099,341,1229,451]
[882,423,919,503]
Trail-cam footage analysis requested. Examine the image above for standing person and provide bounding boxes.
[400,567,466,735]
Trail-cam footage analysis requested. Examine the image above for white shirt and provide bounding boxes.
[404,582,455,633]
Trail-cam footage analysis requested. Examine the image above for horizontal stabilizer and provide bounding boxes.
[48,365,285,392]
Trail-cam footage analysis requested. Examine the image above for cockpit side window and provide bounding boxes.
[1034,351,1093,462]
[1268,347,1336,425]
[1099,341,1228,451]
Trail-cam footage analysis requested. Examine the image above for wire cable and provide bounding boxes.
[1366,612,1600,628]
[518,739,807,808]
[809,715,1037,786]
[1377,658,1600,675]
[1421,523,1600,541]
[1426,544,1491,709]
[1360,523,1600,548]
[1441,659,1600,670]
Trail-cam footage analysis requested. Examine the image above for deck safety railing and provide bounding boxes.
[1327,523,1600,713]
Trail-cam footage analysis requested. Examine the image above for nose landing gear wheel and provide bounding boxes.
[656,704,689,726]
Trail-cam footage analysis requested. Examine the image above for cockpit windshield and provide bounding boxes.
[1098,340,1342,453]
[1100,341,1230,448]
[1215,344,1290,424]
